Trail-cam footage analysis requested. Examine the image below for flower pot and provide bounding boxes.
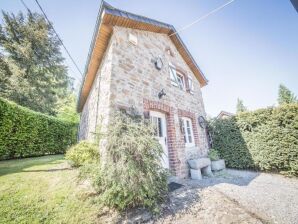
[211,159,225,171]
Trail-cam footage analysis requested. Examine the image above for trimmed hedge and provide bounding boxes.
[0,97,77,160]
[210,104,298,176]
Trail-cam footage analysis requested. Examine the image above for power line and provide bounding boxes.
[169,0,237,37]
[33,0,83,78]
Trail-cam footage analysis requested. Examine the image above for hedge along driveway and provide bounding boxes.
[210,104,298,176]
[0,98,77,160]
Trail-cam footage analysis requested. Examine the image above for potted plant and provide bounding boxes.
[208,149,226,171]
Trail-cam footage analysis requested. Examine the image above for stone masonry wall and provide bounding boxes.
[78,26,209,178]
[109,26,209,177]
[78,36,115,141]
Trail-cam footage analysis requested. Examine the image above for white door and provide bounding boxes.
[150,111,169,169]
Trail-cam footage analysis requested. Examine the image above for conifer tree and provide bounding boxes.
[0,11,71,115]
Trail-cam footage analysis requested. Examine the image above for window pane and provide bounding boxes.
[177,75,184,90]
[150,117,158,136]
[188,134,192,143]
[158,118,163,137]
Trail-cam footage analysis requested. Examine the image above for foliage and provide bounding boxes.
[278,84,297,105]
[65,141,99,167]
[0,11,71,115]
[236,98,247,113]
[0,155,102,223]
[55,93,80,123]
[209,104,298,176]
[82,112,168,212]
[208,148,220,161]
[0,97,77,160]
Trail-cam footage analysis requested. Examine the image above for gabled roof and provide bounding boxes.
[216,111,235,119]
[77,1,208,112]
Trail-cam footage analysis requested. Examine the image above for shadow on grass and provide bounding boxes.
[0,155,66,177]
[21,167,73,173]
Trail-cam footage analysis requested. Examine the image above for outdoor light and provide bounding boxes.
[158,89,166,99]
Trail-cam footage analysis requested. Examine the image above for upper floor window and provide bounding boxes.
[176,72,185,90]
[169,64,194,93]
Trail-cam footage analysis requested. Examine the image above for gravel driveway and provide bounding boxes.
[157,169,298,224]
[102,169,298,223]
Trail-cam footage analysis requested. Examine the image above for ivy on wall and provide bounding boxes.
[209,104,298,176]
[0,98,77,160]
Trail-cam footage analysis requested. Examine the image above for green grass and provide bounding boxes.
[0,155,102,224]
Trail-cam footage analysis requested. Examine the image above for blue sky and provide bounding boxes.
[1,0,297,116]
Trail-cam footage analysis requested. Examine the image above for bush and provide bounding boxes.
[0,97,77,160]
[209,104,298,176]
[66,141,99,167]
[87,112,168,212]
[208,149,220,161]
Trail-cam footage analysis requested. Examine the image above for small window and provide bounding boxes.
[181,117,195,147]
[169,64,186,90]
[188,75,194,94]
[176,72,185,90]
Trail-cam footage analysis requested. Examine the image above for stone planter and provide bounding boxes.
[211,159,226,171]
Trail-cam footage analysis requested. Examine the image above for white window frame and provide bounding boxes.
[176,71,185,90]
[169,63,186,90]
[181,117,195,147]
[169,65,178,87]
[188,75,194,94]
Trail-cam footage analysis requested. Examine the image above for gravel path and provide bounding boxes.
[181,169,298,224]
[101,169,298,223]
[212,169,298,224]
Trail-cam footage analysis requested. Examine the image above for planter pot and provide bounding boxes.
[211,159,225,171]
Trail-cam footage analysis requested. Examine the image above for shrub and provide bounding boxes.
[209,104,298,176]
[66,141,99,167]
[0,97,77,160]
[89,112,168,212]
[208,149,220,161]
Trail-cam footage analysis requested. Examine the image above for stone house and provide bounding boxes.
[77,1,209,178]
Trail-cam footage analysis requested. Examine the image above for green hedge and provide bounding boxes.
[0,97,78,160]
[210,104,298,176]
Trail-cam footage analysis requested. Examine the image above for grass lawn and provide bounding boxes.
[0,155,101,224]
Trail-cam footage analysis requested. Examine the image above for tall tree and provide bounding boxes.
[278,84,297,105]
[55,92,79,123]
[236,98,247,113]
[0,11,71,115]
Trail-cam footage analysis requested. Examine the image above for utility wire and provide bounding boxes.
[33,0,83,78]
[169,0,236,37]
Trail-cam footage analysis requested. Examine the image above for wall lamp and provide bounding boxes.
[158,89,166,99]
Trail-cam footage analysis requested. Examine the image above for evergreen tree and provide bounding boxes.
[0,11,71,115]
[236,98,247,113]
[278,84,297,105]
[55,92,79,123]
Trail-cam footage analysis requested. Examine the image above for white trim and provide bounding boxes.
[182,117,195,147]
[188,75,194,94]
[150,111,169,169]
